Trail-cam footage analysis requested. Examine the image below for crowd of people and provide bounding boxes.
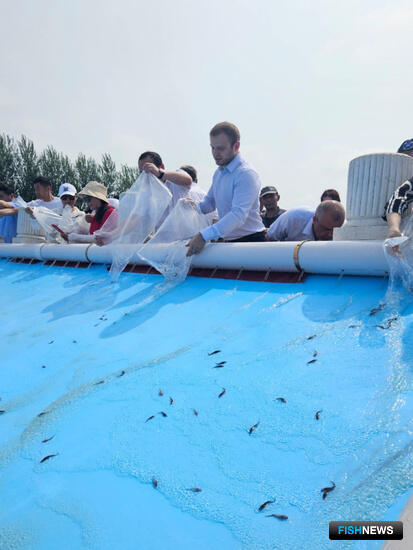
[0,122,411,250]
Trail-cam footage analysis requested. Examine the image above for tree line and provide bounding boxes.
[0,133,140,200]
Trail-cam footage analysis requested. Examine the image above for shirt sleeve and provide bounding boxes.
[200,169,259,242]
[267,211,289,241]
[383,178,413,219]
[199,185,216,216]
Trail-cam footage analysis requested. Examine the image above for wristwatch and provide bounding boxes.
[158,169,165,181]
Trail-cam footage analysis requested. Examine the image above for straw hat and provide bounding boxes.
[78,181,108,203]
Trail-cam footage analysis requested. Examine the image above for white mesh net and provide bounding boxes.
[138,198,211,283]
[94,172,172,281]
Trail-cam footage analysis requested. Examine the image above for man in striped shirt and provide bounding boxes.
[384,139,413,238]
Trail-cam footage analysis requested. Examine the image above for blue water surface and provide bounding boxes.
[0,260,412,550]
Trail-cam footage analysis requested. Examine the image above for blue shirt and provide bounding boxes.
[0,201,18,243]
[267,206,316,241]
[199,154,264,242]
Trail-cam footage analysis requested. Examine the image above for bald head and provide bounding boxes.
[313,200,345,241]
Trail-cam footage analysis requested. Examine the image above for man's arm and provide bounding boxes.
[142,163,192,187]
[386,212,402,238]
[0,200,14,209]
[200,170,259,243]
[0,207,18,217]
[267,211,288,241]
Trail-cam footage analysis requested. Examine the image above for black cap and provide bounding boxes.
[260,186,279,198]
[397,139,413,154]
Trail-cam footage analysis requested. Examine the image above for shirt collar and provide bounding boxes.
[220,153,242,173]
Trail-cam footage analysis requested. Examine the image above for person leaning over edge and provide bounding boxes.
[267,200,345,241]
[260,186,286,228]
[186,122,265,256]
[384,138,413,238]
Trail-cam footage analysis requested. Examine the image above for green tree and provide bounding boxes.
[38,146,66,195]
[0,134,18,190]
[16,135,39,200]
[118,165,139,194]
[75,153,100,188]
[99,153,118,195]
[59,154,77,189]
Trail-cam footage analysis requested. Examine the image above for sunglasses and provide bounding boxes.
[61,195,75,201]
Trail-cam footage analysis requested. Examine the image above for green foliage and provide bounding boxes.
[0,133,140,200]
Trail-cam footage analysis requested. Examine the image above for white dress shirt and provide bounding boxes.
[199,154,264,242]
[267,206,315,241]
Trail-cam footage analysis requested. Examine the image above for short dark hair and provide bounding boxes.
[210,122,240,146]
[33,176,52,188]
[180,165,197,182]
[0,183,14,196]
[138,151,163,168]
[320,189,341,202]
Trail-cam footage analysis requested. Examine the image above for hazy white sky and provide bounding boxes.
[1,0,413,208]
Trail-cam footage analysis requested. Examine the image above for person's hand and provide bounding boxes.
[95,233,112,247]
[25,206,35,218]
[142,162,162,178]
[186,232,206,256]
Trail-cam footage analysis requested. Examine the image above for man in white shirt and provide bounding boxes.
[26,176,62,214]
[186,122,265,256]
[267,201,345,241]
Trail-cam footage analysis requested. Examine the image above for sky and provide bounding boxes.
[1,0,413,208]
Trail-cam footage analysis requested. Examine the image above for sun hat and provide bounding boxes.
[260,186,279,198]
[58,183,77,197]
[78,181,108,203]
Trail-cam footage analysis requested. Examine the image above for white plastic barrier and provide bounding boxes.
[0,240,389,277]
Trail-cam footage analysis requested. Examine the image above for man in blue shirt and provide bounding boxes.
[186,122,265,256]
[0,184,18,243]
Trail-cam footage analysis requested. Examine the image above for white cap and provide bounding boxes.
[58,183,77,197]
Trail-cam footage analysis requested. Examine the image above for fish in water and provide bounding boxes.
[218,388,226,398]
[159,411,168,417]
[169,397,174,405]
[208,350,221,356]
[41,365,46,369]
[321,481,336,499]
[369,304,385,316]
[145,415,155,423]
[307,335,316,340]
[307,359,317,365]
[37,411,48,417]
[72,340,77,343]
[276,397,286,403]
[41,435,55,443]
[213,364,225,369]
[117,370,125,377]
[348,324,359,328]
[0,410,5,415]
[315,410,323,420]
[193,409,199,416]
[94,380,104,385]
[48,341,54,344]
[313,351,318,357]
[188,487,202,492]
[377,317,398,329]
[248,422,260,435]
[266,514,288,520]
[159,389,164,396]
[258,500,274,511]
[152,478,158,488]
[40,453,59,463]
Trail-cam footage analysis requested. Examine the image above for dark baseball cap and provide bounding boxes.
[260,186,279,197]
[397,139,413,154]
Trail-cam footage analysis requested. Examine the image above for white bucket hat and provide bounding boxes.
[78,181,108,203]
